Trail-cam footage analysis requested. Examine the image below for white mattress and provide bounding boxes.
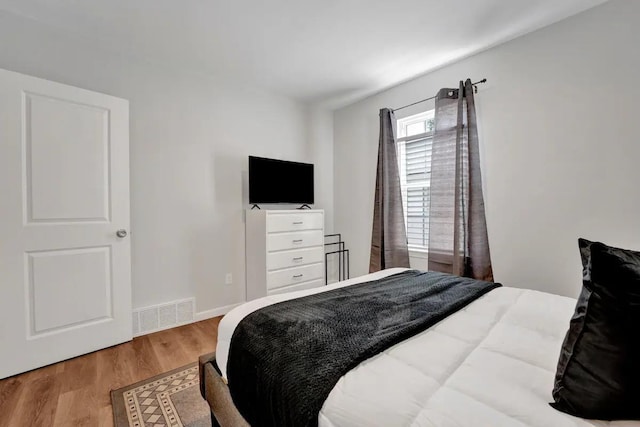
[217,269,639,427]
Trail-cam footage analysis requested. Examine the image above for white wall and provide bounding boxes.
[0,11,333,315]
[334,0,640,298]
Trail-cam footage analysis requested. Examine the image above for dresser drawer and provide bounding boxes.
[267,247,324,271]
[267,279,324,296]
[267,263,324,290]
[267,230,323,252]
[267,212,323,233]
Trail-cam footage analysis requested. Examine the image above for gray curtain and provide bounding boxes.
[428,79,493,281]
[369,108,410,272]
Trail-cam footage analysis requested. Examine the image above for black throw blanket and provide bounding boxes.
[227,270,500,427]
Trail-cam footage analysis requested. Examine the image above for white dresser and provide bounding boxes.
[245,209,325,300]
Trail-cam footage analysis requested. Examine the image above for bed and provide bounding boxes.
[200,268,639,427]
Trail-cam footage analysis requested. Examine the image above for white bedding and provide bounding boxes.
[217,269,639,427]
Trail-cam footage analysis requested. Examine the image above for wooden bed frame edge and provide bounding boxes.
[198,352,250,427]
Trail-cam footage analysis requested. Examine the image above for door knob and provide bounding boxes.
[116,229,128,238]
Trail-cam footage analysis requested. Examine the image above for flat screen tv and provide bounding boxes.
[249,156,314,204]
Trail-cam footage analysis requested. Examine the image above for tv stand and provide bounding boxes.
[297,204,312,210]
[250,204,261,210]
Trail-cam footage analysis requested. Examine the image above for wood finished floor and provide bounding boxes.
[0,317,221,427]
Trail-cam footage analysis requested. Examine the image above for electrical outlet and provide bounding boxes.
[225,273,233,285]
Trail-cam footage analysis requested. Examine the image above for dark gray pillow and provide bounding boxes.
[551,239,640,420]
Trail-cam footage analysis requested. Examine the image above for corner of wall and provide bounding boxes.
[305,106,335,233]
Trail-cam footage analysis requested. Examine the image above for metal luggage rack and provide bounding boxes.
[324,234,349,285]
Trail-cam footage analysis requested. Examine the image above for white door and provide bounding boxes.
[0,68,131,379]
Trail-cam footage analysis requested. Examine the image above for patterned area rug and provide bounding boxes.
[111,363,211,427]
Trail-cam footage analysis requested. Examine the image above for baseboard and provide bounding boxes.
[194,302,243,322]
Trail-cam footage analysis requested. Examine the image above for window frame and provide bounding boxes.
[396,110,435,253]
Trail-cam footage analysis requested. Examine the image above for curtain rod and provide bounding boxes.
[392,78,487,112]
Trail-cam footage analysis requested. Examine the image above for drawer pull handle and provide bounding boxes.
[292,239,303,244]
[293,274,303,279]
[292,221,304,225]
[292,257,304,261]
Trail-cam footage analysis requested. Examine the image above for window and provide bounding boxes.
[397,110,434,251]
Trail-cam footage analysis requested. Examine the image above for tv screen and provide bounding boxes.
[249,156,314,204]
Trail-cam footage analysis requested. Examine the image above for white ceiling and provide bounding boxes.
[0,0,607,108]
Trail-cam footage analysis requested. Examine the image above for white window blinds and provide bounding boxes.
[397,110,434,251]
[404,137,431,248]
